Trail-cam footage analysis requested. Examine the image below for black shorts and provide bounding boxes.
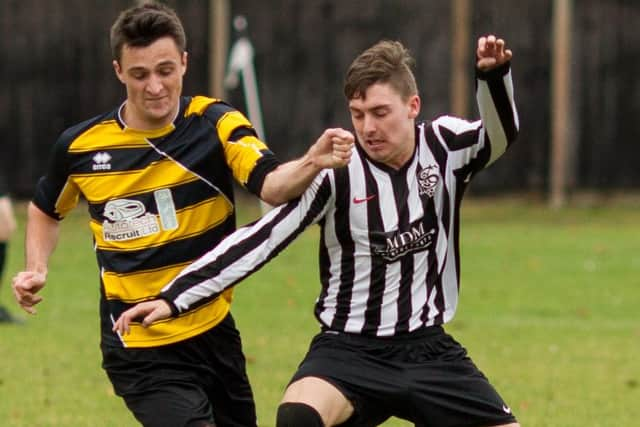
[289,326,517,427]
[102,312,256,427]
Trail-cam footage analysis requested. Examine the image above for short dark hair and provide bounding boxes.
[110,1,186,63]
[344,40,418,101]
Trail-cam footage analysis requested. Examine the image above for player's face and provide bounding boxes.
[349,82,420,169]
[113,37,187,130]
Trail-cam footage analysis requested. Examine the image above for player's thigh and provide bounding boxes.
[282,376,354,426]
[104,315,256,427]
[409,357,518,427]
[0,197,16,240]
[122,381,215,427]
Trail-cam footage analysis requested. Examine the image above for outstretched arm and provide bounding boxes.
[260,128,353,205]
[113,164,336,335]
[474,34,519,166]
[12,202,60,314]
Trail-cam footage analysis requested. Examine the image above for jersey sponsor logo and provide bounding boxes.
[417,164,439,197]
[104,199,145,221]
[92,152,112,171]
[103,199,160,241]
[153,189,179,230]
[353,194,376,204]
[371,218,437,262]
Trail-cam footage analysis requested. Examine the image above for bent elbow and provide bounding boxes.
[259,186,285,207]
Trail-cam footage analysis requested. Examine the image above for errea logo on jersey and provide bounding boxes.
[92,152,112,171]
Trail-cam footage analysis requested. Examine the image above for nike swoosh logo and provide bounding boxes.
[353,195,376,204]
[502,405,512,414]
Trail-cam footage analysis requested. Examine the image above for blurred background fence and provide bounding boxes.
[0,0,638,199]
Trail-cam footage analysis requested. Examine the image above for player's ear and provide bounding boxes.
[181,51,188,76]
[113,60,125,84]
[408,95,421,119]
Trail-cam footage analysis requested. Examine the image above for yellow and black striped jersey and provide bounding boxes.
[33,96,280,348]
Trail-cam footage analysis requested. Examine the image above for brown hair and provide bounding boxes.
[110,1,186,63]
[344,40,418,101]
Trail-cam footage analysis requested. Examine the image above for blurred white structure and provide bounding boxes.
[225,15,271,213]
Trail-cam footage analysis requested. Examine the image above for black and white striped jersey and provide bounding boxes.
[161,63,519,337]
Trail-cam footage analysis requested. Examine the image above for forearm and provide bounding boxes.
[163,201,308,312]
[260,127,353,205]
[163,173,331,314]
[24,202,60,274]
[260,153,321,205]
[476,62,519,165]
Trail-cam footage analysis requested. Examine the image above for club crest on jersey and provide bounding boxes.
[102,199,160,241]
[417,164,440,197]
[92,152,112,171]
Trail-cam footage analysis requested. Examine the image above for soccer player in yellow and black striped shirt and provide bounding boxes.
[11,2,352,426]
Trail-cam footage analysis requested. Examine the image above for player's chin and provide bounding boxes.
[145,107,174,123]
[363,143,387,158]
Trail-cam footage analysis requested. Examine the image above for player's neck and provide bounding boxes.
[119,101,179,131]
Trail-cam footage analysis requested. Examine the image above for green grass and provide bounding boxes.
[1,195,639,426]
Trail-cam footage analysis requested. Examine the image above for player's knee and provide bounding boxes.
[276,402,324,427]
[188,422,216,427]
[187,422,216,427]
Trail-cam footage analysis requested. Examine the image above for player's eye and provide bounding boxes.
[131,71,147,80]
[158,67,174,76]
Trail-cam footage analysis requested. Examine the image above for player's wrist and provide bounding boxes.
[301,149,324,173]
[25,263,48,277]
[475,60,511,79]
[158,294,179,317]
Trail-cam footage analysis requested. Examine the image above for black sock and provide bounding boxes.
[277,402,324,427]
[0,241,6,286]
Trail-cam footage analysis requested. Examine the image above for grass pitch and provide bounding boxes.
[1,195,639,426]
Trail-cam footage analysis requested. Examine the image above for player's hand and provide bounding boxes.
[308,128,354,169]
[12,271,46,314]
[112,299,173,335]
[476,35,512,71]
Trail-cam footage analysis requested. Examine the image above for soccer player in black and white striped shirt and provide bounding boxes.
[116,35,520,427]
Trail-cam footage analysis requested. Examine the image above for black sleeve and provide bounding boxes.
[32,129,78,220]
[246,152,281,196]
